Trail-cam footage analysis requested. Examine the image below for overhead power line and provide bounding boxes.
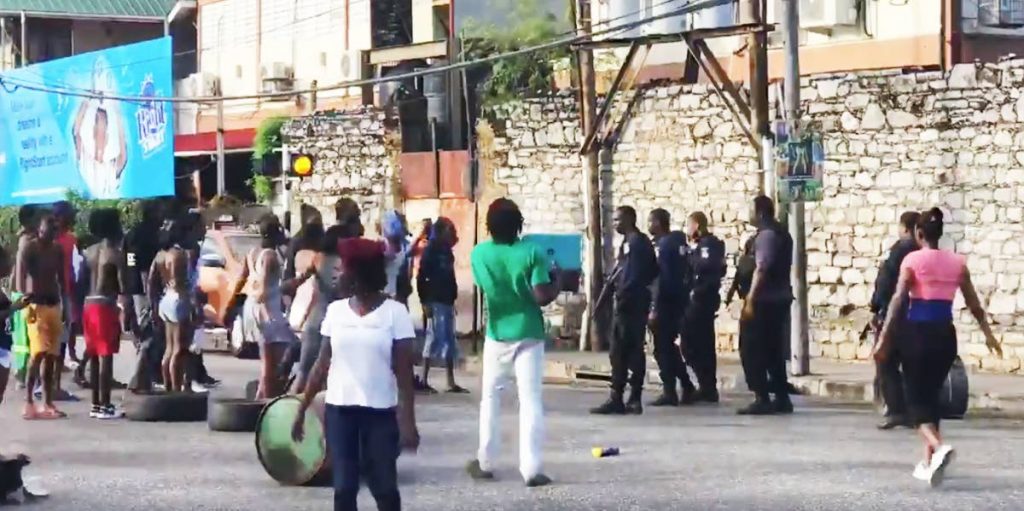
[0,0,732,105]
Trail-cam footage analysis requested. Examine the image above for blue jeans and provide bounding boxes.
[325,405,401,511]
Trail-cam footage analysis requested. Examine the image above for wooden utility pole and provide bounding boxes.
[743,0,770,194]
[782,0,809,376]
[576,0,604,352]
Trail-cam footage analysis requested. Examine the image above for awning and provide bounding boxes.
[174,129,256,157]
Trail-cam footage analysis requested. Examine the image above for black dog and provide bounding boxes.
[0,454,45,505]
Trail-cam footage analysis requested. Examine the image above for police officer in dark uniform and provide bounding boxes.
[738,196,794,415]
[869,211,921,430]
[683,212,726,403]
[646,209,692,407]
[591,206,658,416]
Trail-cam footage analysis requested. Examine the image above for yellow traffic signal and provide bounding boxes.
[292,154,314,178]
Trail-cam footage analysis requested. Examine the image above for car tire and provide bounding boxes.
[208,396,268,432]
[124,392,209,422]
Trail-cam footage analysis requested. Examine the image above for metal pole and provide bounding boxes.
[281,145,293,230]
[577,0,604,352]
[782,0,809,376]
[216,99,225,196]
[19,11,26,67]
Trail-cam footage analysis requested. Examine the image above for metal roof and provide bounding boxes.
[0,0,180,20]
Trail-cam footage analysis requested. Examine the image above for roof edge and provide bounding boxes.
[0,10,168,22]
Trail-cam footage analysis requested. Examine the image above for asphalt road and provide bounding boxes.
[3,351,1024,511]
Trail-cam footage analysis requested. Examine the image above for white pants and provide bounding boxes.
[477,338,545,481]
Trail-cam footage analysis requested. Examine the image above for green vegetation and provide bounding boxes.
[461,0,569,106]
[249,116,289,204]
[0,192,142,251]
[247,174,274,204]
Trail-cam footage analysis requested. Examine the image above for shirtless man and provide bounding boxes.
[17,215,68,420]
[148,219,193,393]
[11,206,38,388]
[82,209,132,419]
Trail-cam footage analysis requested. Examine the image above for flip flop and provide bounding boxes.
[447,386,470,394]
[39,409,67,419]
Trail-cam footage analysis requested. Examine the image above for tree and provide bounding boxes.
[461,0,570,106]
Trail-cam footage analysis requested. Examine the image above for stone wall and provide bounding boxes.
[282,108,399,229]
[480,93,588,339]
[480,60,1024,373]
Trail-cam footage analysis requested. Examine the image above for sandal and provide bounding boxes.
[40,408,67,419]
[447,385,470,394]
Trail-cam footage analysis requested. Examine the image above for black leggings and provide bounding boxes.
[897,321,957,427]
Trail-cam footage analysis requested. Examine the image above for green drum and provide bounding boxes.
[255,393,330,486]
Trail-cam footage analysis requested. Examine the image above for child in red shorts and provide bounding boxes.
[82,209,130,419]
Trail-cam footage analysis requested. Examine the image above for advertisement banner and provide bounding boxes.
[0,37,174,205]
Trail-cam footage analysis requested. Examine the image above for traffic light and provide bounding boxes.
[291,154,314,178]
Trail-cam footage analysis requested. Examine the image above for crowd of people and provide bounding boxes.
[0,200,222,421]
[0,191,1004,507]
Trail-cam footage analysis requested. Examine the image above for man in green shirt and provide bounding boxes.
[466,198,558,488]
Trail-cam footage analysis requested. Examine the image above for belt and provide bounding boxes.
[906,299,953,322]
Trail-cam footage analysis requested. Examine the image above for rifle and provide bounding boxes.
[593,264,623,313]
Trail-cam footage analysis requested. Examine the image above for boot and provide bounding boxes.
[649,388,679,407]
[679,384,698,405]
[737,395,775,416]
[625,389,643,415]
[773,394,794,414]
[694,387,720,404]
[590,392,626,415]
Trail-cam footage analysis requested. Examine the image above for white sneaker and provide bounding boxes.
[928,445,955,488]
[97,406,125,420]
[912,461,931,482]
[191,382,210,394]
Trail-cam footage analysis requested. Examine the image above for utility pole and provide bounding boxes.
[576,0,604,352]
[782,0,809,376]
[743,0,770,194]
[216,99,226,196]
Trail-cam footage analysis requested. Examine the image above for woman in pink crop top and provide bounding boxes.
[876,208,1001,487]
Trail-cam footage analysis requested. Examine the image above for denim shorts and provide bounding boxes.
[423,303,458,361]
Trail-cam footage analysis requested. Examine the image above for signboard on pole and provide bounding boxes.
[773,120,824,203]
[0,37,174,205]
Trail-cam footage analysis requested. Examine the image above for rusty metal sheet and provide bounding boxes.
[399,152,438,199]
[439,150,471,198]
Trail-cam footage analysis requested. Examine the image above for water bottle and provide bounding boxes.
[591,447,620,458]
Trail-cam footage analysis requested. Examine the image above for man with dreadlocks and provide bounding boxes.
[466,198,558,488]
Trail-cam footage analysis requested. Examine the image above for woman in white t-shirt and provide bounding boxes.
[292,238,418,511]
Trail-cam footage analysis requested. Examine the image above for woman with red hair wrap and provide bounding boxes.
[293,238,419,511]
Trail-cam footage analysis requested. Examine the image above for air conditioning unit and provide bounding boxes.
[340,50,362,82]
[800,0,858,31]
[979,0,1024,28]
[769,0,858,31]
[262,62,293,81]
[189,72,220,97]
[261,78,294,95]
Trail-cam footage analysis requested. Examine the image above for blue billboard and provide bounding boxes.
[0,37,174,205]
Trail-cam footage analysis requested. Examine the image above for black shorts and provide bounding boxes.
[897,320,957,427]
